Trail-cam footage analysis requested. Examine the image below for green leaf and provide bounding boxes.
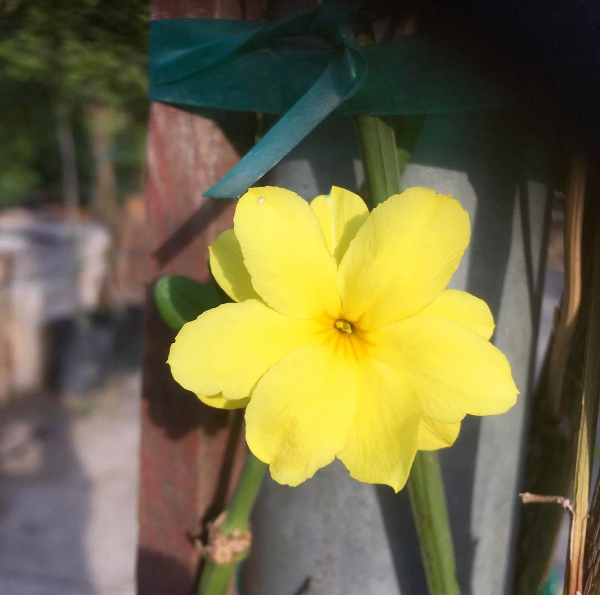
[154,275,221,332]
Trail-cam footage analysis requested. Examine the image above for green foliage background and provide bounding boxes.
[0,0,149,208]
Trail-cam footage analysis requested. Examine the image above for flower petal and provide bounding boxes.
[338,188,470,329]
[168,300,326,401]
[419,289,494,340]
[245,344,356,487]
[310,186,368,263]
[209,229,260,302]
[369,314,518,423]
[418,417,461,451]
[198,392,250,410]
[337,356,422,492]
[234,187,340,318]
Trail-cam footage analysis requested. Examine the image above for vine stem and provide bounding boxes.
[356,113,461,595]
[197,452,267,595]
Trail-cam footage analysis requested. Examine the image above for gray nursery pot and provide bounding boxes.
[244,112,551,595]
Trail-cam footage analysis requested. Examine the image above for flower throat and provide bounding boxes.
[334,319,353,335]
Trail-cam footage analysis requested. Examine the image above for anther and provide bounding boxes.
[334,319,353,334]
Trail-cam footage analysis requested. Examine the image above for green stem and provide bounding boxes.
[356,114,425,207]
[408,452,461,594]
[221,452,267,534]
[356,113,461,595]
[198,452,267,595]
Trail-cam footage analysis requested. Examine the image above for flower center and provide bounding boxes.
[334,319,353,335]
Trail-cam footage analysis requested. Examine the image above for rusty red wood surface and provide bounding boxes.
[137,2,263,593]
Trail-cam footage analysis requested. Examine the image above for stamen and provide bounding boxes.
[334,319,353,334]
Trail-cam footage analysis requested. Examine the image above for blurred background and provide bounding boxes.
[0,1,148,593]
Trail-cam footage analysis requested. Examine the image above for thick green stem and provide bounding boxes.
[356,113,460,595]
[221,452,267,535]
[408,452,461,594]
[356,114,425,207]
[197,560,236,595]
[198,452,267,595]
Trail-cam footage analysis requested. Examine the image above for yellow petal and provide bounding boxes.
[419,289,494,340]
[369,314,518,423]
[168,300,326,401]
[338,188,470,329]
[337,356,422,492]
[310,186,368,263]
[418,417,461,451]
[197,392,250,410]
[209,229,260,302]
[234,187,340,318]
[245,344,356,486]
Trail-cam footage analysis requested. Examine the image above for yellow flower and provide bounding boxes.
[168,186,518,491]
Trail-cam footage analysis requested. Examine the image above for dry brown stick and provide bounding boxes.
[564,154,600,595]
[580,161,600,595]
[547,155,585,416]
[520,492,575,515]
[514,151,588,595]
[584,477,600,593]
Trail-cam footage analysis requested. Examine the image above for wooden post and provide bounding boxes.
[137,2,262,593]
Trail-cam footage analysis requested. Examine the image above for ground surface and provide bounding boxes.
[0,374,139,595]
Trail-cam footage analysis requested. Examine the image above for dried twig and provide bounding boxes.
[519,492,575,515]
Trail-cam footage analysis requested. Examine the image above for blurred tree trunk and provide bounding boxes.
[87,103,118,228]
[54,104,80,223]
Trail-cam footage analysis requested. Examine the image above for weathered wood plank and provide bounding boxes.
[137,2,262,592]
